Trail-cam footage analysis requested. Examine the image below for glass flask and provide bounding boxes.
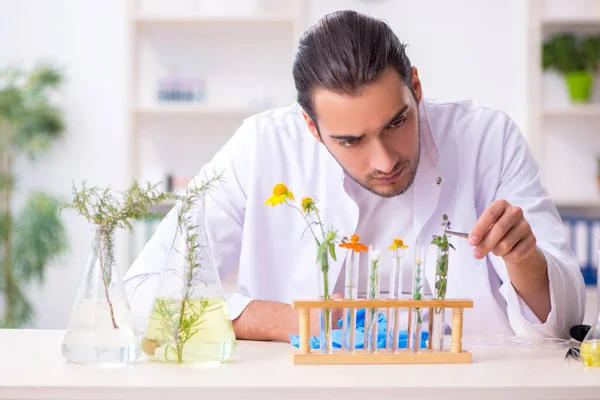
[141,189,236,364]
[62,224,138,364]
[581,237,600,367]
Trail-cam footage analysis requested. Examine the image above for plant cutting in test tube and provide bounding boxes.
[387,238,408,352]
[339,234,368,351]
[366,246,381,353]
[430,214,455,351]
[265,184,339,353]
[410,244,426,353]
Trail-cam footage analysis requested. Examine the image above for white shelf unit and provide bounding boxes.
[526,0,600,210]
[124,0,308,263]
[134,14,299,24]
[543,104,600,117]
[134,104,266,116]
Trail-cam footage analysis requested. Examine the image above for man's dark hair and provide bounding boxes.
[292,10,414,123]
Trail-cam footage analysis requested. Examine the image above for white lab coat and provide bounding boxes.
[124,99,586,339]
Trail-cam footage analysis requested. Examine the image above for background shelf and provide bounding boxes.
[543,104,600,117]
[135,104,267,116]
[134,14,297,24]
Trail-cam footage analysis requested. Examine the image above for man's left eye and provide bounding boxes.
[389,117,407,129]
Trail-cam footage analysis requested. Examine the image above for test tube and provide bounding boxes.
[387,245,405,352]
[342,249,359,352]
[409,244,426,353]
[366,245,381,353]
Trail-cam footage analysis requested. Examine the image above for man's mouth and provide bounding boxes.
[372,165,405,184]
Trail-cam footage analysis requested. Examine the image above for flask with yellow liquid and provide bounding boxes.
[580,237,600,367]
[141,178,236,364]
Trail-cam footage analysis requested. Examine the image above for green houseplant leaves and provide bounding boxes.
[0,64,68,328]
[542,33,600,103]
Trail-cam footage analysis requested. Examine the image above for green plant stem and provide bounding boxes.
[97,229,118,329]
[1,145,14,327]
[314,211,327,240]
[414,261,423,324]
[176,295,188,363]
[177,211,197,364]
[367,260,379,346]
[320,252,331,345]
[287,201,332,345]
[286,201,319,244]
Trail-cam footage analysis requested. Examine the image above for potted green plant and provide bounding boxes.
[542,33,600,103]
[0,64,68,328]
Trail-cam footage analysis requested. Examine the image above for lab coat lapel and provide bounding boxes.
[413,101,442,245]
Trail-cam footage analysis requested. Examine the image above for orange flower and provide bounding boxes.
[389,238,408,250]
[339,234,368,253]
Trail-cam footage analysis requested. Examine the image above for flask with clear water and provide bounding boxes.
[141,185,236,364]
[62,224,138,364]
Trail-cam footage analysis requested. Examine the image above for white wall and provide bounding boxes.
[0,0,128,328]
[0,0,530,329]
[307,0,529,137]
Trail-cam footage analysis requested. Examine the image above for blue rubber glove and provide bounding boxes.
[290,308,429,349]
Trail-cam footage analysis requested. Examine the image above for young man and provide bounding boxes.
[124,10,585,341]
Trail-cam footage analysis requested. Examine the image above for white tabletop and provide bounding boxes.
[1,329,599,400]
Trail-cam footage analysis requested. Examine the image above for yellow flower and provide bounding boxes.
[389,238,409,250]
[301,197,314,213]
[265,183,294,206]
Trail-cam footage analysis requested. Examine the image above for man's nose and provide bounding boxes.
[370,140,398,174]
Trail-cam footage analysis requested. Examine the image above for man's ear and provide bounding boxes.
[301,109,322,143]
[411,66,423,104]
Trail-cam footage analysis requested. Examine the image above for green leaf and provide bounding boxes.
[26,64,64,96]
[0,212,11,242]
[0,87,23,122]
[0,280,33,328]
[12,101,65,159]
[449,243,456,250]
[12,192,67,282]
[0,63,66,159]
[328,242,336,261]
[542,33,600,73]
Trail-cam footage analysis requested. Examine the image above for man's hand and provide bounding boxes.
[468,199,536,262]
[232,294,345,342]
[468,199,550,322]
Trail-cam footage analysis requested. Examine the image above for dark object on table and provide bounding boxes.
[566,325,591,361]
[570,325,590,342]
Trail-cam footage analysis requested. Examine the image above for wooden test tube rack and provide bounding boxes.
[291,298,473,365]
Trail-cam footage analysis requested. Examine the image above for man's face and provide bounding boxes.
[303,67,422,198]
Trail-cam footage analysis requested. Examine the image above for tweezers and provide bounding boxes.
[445,230,469,239]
